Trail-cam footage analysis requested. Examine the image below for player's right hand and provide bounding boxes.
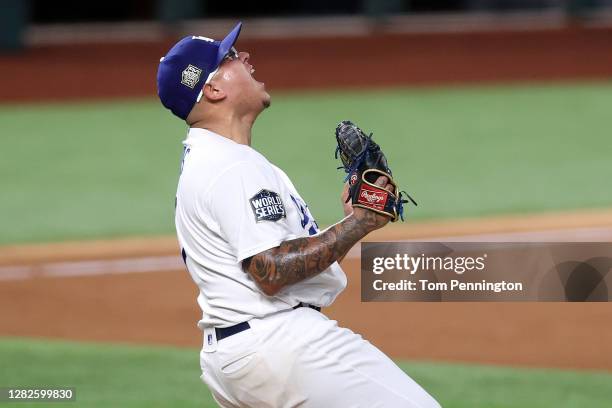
[341,183,353,217]
[352,175,394,231]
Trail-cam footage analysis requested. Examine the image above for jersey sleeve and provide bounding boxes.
[205,161,297,262]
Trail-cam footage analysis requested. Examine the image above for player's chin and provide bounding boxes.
[261,91,271,109]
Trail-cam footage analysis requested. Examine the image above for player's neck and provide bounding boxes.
[191,115,254,146]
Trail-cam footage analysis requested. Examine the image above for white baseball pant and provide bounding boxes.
[199,307,441,407]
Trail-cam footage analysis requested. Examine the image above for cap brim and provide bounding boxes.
[216,22,242,66]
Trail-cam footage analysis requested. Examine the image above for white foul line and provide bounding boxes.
[343,226,612,263]
[0,255,183,281]
[1,227,611,282]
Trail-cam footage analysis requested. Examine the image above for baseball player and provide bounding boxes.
[157,22,440,408]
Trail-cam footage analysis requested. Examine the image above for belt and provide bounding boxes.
[293,302,321,312]
[214,303,321,341]
[215,321,250,341]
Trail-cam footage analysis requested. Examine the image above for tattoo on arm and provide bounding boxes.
[242,210,380,296]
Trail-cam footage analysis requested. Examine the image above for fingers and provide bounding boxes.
[374,176,388,187]
[375,175,395,193]
[341,182,350,202]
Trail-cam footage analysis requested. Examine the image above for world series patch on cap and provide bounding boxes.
[157,22,242,120]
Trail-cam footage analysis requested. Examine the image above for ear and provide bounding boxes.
[202,82,226,102]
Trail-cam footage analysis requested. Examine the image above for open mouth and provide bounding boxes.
[249,66,263,85]
[245,60,264,86]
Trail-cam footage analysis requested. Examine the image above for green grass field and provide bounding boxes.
[1,82,611,244]
[2,83,611,406]
[0,338,610,408]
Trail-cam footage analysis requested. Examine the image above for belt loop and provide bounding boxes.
[203,327,218,353]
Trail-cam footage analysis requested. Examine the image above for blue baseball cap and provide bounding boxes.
[157,22,242,120]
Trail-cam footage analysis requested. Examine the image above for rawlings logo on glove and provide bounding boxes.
[359,187,387,208]
[334,120,417,221]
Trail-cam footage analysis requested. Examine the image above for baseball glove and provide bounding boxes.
[334,120,416,222]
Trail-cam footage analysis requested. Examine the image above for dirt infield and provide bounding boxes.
[1,209,612,371]
[1,27,612,103]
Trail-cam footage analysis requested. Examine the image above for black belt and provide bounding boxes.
[214,303,321,341]
[293,302,321,312]
[215,321,250,341]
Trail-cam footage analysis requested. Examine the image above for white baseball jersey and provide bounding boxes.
[175,128,347,329]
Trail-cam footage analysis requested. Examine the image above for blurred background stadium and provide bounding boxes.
[1,1,612,407]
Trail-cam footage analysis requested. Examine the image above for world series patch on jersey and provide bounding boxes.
[250,189,286,222]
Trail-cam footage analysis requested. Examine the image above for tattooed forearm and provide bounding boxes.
[242,209,383,296]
